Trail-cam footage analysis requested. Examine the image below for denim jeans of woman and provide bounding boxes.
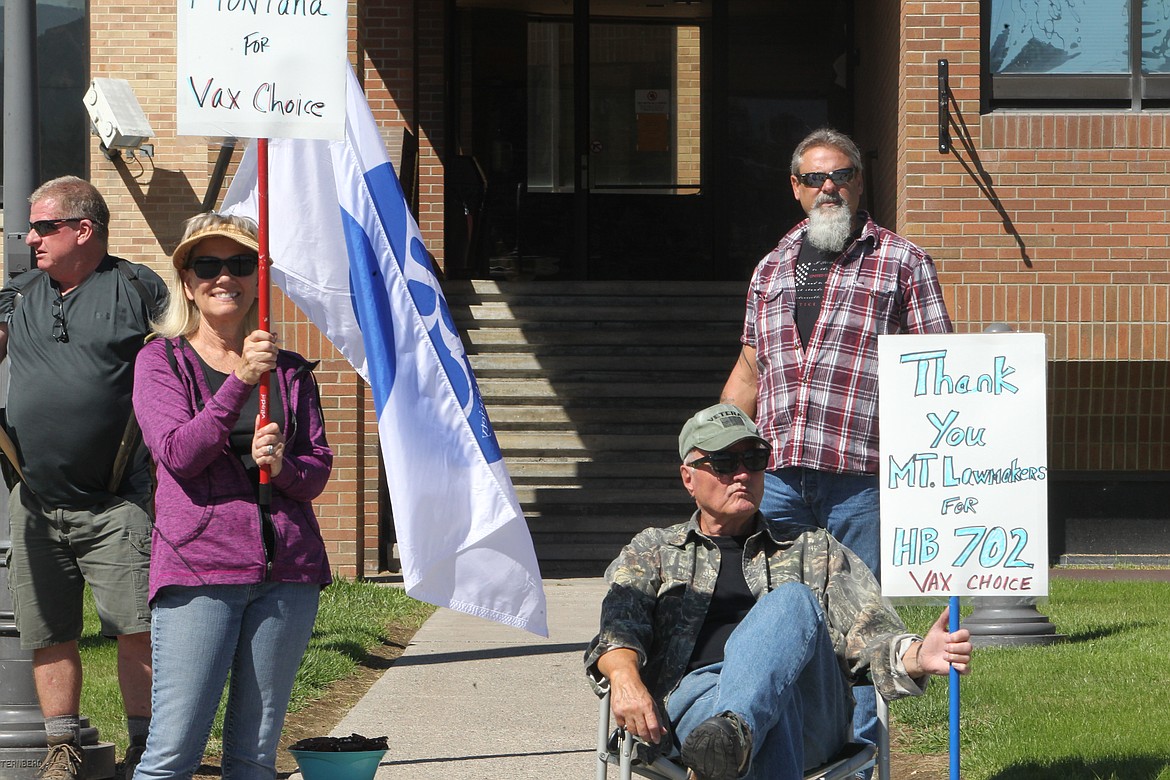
[665,583,853,780]
[133,582,320,780]
[761,466,881,766]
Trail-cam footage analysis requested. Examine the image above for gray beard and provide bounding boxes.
[805,204,855,252]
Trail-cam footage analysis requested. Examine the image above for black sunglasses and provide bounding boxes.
[52,294,68,343]
[30,217,84,235]
[796,167,856,188]
[187,254,259,280]
[686,449,770,475]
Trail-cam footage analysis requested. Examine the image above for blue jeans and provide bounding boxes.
[760,468,881,578]
[760,468,880,764]
[665,584,853,779]
[133,583,320,780]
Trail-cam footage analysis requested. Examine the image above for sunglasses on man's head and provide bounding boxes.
[796,167,856,188]
[187,254,259,280]
[686,448,770,475]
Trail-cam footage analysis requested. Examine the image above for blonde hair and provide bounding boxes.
[152,212,261,339]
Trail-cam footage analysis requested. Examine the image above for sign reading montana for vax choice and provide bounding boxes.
[177,0,347,141]
[878,333,1048,599]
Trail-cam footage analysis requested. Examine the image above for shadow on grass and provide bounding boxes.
[309,637,375,659]
[988,755,1170,779]
[307,636,408,670]
[1060,621,1154,644]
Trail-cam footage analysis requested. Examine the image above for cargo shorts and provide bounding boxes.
[6,483,152,649]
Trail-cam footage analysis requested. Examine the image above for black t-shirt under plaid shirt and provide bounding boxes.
[794,240,837,350]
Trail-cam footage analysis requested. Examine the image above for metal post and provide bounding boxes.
[0,0,45,773]
[959,323,1066,649]
[1,2,113,775]
[3,0,38,279]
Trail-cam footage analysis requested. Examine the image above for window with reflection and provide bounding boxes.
[987,0,1170,106]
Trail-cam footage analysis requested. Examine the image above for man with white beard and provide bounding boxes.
[719,127,951,768]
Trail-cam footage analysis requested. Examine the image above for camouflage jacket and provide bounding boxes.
[584,512,927,707]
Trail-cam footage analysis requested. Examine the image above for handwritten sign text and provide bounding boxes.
[879,333,1049,598]
[177,0,346,140]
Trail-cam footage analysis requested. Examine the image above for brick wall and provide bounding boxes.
[903,2,1170,471]
[675,26,701,187]
[415,2,447,263]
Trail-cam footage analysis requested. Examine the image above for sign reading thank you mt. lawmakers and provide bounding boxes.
[878,333,1049,599]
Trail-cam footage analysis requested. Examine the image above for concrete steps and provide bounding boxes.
[443,279,747,575]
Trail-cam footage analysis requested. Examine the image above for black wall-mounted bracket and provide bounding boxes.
[938,59,951,154]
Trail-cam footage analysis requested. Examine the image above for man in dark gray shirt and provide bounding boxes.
[0,176,166,780]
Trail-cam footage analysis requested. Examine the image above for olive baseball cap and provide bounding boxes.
[678,403,769,461]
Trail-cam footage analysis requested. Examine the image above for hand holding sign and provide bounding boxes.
[909,606,973,676]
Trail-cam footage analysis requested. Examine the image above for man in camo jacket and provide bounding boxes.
[584,404,971,780]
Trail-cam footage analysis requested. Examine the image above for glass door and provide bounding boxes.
[453,5,711,281]
[450,0,855,281]
[524,19,706,279]
[584,22,706,279]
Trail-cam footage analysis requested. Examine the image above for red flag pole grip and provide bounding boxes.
[257,138,272,507]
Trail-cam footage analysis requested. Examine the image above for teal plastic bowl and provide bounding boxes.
[289,749,387,780]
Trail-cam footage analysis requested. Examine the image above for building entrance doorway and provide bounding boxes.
[449,0,855,282]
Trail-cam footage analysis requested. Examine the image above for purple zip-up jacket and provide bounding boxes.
[133,337,333,602]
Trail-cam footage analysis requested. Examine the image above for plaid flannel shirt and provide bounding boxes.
[743,212,952,474]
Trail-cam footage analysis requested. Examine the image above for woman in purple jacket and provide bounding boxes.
[131,213,332,780]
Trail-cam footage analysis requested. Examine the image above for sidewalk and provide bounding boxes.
[324,578,610,780]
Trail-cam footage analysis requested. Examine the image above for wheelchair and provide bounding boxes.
[595,687,889,780]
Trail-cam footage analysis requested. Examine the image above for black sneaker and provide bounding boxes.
[680,711,752,780]
[37,741,84,780]
[122,743,146,780]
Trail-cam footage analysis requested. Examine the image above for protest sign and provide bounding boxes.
[177,0,347,141]
[879,333,1049,599]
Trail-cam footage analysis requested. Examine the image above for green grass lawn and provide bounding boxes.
[894,577,1170,780]
[77,578,434,754]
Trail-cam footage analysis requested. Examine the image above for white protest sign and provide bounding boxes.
[177,0,347,141]
[878,333,1048,599]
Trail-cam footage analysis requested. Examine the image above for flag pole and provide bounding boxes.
[257,137,272,507]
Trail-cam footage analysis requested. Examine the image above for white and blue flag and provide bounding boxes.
[223,67,548,636]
